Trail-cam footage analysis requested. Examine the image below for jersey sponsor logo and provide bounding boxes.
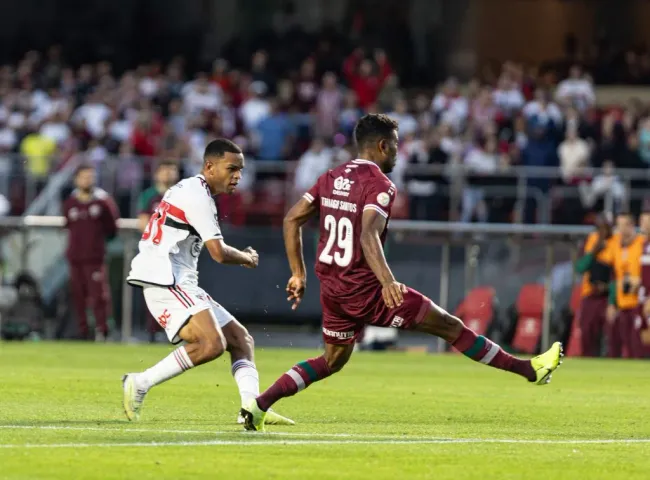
[321,197,357,213]
[322,327,355,339]
[377,192,390,207]
[157,309,171,329]
[390,315,404,328]
[333,176,354,197]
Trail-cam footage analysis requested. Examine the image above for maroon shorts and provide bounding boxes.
[320,287,432,344]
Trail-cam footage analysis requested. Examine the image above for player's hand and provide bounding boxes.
[286,275,306,310]
[606,305,618,324]
[381,280,407,309]
[243,247,259,268]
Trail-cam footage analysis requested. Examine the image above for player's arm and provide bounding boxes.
[204,238,257,267]
[185,192,257,268]
[360,208,406,309]
[283,197,318,309]
[284,198,318,279]
[102,196,119,240]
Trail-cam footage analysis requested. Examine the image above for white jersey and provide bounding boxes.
[127,174,222,288]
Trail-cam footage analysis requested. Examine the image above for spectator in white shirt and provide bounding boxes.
[40,111,71,146]
[294,138,333,196]
[73,92,111,138]
[182,74,222,115]
[388,98,418,136]
[431,77,468,132]
[239,81,271,132]
[523,89,563,127]
[581,160,626,212]
[461,136,498,223]
[493,75,524,118]
[555,65,596,111]
[558,126,590,183]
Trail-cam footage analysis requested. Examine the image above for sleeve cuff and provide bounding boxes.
[303,193,315,203]
[363,204,388,218]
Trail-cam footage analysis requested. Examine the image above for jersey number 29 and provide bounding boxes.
[319,215,353,267]
[142,204,169,245]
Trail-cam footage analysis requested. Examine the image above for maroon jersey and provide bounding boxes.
[640,237,650,303]
[304,158,396,303]
[63,188,119,263]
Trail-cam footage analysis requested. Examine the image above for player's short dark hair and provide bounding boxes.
[203,138,242,162]
[353,114,398,150]
[74,163,94,177]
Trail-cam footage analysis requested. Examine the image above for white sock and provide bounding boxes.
[137,346,194,390]
[231,359,259,405]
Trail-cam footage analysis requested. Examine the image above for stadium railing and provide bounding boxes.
[0,215,590,352]
[85,156,650,223]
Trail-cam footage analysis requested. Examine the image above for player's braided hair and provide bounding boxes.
[353,114,399,150]
[203,138,242,162]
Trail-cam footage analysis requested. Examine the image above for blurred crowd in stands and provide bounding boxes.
[3,38,650,225]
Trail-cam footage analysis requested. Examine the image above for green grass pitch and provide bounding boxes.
[1,342,650,479]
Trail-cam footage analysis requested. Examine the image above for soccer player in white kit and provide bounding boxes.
[122,138,294,426]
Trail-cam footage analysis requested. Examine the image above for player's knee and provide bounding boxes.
[199,335,226,362]
[420,309,464,341]
[225,324,254,357]
[325,352,349,374]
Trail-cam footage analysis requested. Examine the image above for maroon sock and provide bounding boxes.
[452,326,536,382]
[257,356,331,411]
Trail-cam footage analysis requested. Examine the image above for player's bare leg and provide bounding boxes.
[240,343,353,431]
[122,309,226,421]
[415,301,563,384]
[223,320,295,426]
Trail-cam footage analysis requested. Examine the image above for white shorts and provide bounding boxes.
[143,284,235,344]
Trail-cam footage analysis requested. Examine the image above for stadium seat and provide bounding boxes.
[510,284,545,354]
[454,286,497,335]
[565,284,584,357]
[450,287,498,354]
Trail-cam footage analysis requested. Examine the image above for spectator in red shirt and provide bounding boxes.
[63,165,119,340]
[343,49,387,109]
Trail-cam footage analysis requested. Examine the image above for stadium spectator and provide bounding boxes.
[315,72,342,138]
[405,129,448,220]
[254,99,296,161]
[582,160,627,214]
[555,65,596,111]
[461,136,498,224]
[431,77,468,132]
[63,165,119,341]
[559,125,590,183]
[240,81,271,133]
[293,138,333,199]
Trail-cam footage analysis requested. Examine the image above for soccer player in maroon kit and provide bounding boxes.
[63,165,119,340]
[240,114,564,431]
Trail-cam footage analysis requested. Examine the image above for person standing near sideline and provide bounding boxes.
[63,165,119,341]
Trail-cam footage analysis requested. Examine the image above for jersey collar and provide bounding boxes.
[352,159,381,171]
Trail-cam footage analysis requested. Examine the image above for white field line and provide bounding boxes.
[1,439,650,449]
[0,425,649,448]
